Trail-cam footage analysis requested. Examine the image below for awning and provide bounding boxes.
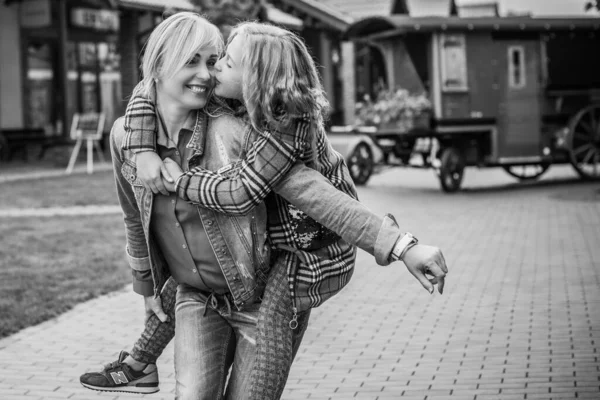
[117,0,196,12]
[115,1,302,30]
[345,15,600,39]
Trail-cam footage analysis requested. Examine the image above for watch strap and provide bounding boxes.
[391,233,418,261]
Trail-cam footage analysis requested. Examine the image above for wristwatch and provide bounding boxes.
[391,232,418,261]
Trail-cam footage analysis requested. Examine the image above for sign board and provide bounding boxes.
[66,112,106,174]
[70,112,105,140]
[20,0,52,28]
[70,8,119,32]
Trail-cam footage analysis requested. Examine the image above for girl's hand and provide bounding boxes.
[402,244,448,295]
[136,152,173,195]
[162,158,184,192]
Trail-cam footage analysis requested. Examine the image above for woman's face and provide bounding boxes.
[213,35,244,101]
[156,46,219,111]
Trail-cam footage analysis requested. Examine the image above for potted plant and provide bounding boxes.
[355,88,432,133]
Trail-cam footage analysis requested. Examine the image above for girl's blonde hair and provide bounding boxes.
[133,12,224,100]
[228,22,330,147]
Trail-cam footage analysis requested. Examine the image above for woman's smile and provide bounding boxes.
[186,84,208,95]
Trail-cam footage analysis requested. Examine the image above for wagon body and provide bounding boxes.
[335,15,600,191]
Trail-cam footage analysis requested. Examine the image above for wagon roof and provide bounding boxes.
[345,15,600,39]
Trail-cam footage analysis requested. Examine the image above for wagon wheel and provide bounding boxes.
[502,164,550,181]
[439,147,465,193]
[567,104,600,180]
[347,142,374,186]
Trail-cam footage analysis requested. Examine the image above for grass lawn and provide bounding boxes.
[0,170,118,209]
[0,214,129,338]
[0,171,130,339]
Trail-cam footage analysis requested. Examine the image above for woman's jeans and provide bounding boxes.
[174,283,261,400]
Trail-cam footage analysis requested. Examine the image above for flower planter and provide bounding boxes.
[355,89,432,134]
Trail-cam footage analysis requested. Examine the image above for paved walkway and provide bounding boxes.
[0,165,599,399]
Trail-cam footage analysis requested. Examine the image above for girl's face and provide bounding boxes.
[213,35,244,101]
[156,46,219,111]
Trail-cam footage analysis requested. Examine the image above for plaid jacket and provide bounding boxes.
[123,96,358,312]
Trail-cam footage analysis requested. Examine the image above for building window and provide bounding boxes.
[25,39,57,130]
[440,33,468,92]
[508,46,526,89]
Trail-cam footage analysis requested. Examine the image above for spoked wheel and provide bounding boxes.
[439,147,465,193]
[502,164,550,181]
[568,104,600,180]
[347,142,374,186]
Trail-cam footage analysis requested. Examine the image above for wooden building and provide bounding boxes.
[343,10,600,190]
[0,0,300,140]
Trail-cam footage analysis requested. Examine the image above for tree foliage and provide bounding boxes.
[585,0,600,11]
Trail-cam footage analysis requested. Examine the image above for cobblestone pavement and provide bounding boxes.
[0,165,599,400]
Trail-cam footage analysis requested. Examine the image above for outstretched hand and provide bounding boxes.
[136,152,173,195]
[402,244,447,294]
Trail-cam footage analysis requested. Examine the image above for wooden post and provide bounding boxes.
[319,31,335,109]
[341,41,356,125]
[57,0,69,137]
[65,137,82,174]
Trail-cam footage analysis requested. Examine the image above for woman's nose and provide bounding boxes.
[195,65,211,79]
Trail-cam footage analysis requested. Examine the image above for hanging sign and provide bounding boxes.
[20,0,52,28]
[70,8,119,32]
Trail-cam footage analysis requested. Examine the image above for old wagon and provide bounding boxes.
[330,15,600,192]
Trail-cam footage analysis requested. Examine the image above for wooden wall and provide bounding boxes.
[440,32,499,120]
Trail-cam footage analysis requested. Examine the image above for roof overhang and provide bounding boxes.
[4,0,118,6]
[265,3,303,30]
[117,0,196,12]
[345,15,600,40]
[277,0,353,32]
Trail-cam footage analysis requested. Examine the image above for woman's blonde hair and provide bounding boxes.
[227,22,330,147]
[133,12,224,100]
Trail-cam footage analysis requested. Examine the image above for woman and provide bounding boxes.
[103,13,292,399]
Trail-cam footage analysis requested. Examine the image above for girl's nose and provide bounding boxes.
[214,59,223,72]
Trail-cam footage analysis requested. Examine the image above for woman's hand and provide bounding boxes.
[162,158,184,192]
[136,152,173,195]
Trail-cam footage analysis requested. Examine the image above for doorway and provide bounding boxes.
[496,40,542,159]
[24,39,59,132]
[66,40,121,136]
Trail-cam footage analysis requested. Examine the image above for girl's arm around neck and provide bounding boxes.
[122,96,158,153]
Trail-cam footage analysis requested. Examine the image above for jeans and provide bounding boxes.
[174,283,261,400]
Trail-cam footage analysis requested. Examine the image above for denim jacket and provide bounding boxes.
[110,111,271,310]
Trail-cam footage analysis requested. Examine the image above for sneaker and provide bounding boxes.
[80,351,159,394]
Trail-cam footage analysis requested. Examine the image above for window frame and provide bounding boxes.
[439,33,469,92]
[508,45,526,89]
